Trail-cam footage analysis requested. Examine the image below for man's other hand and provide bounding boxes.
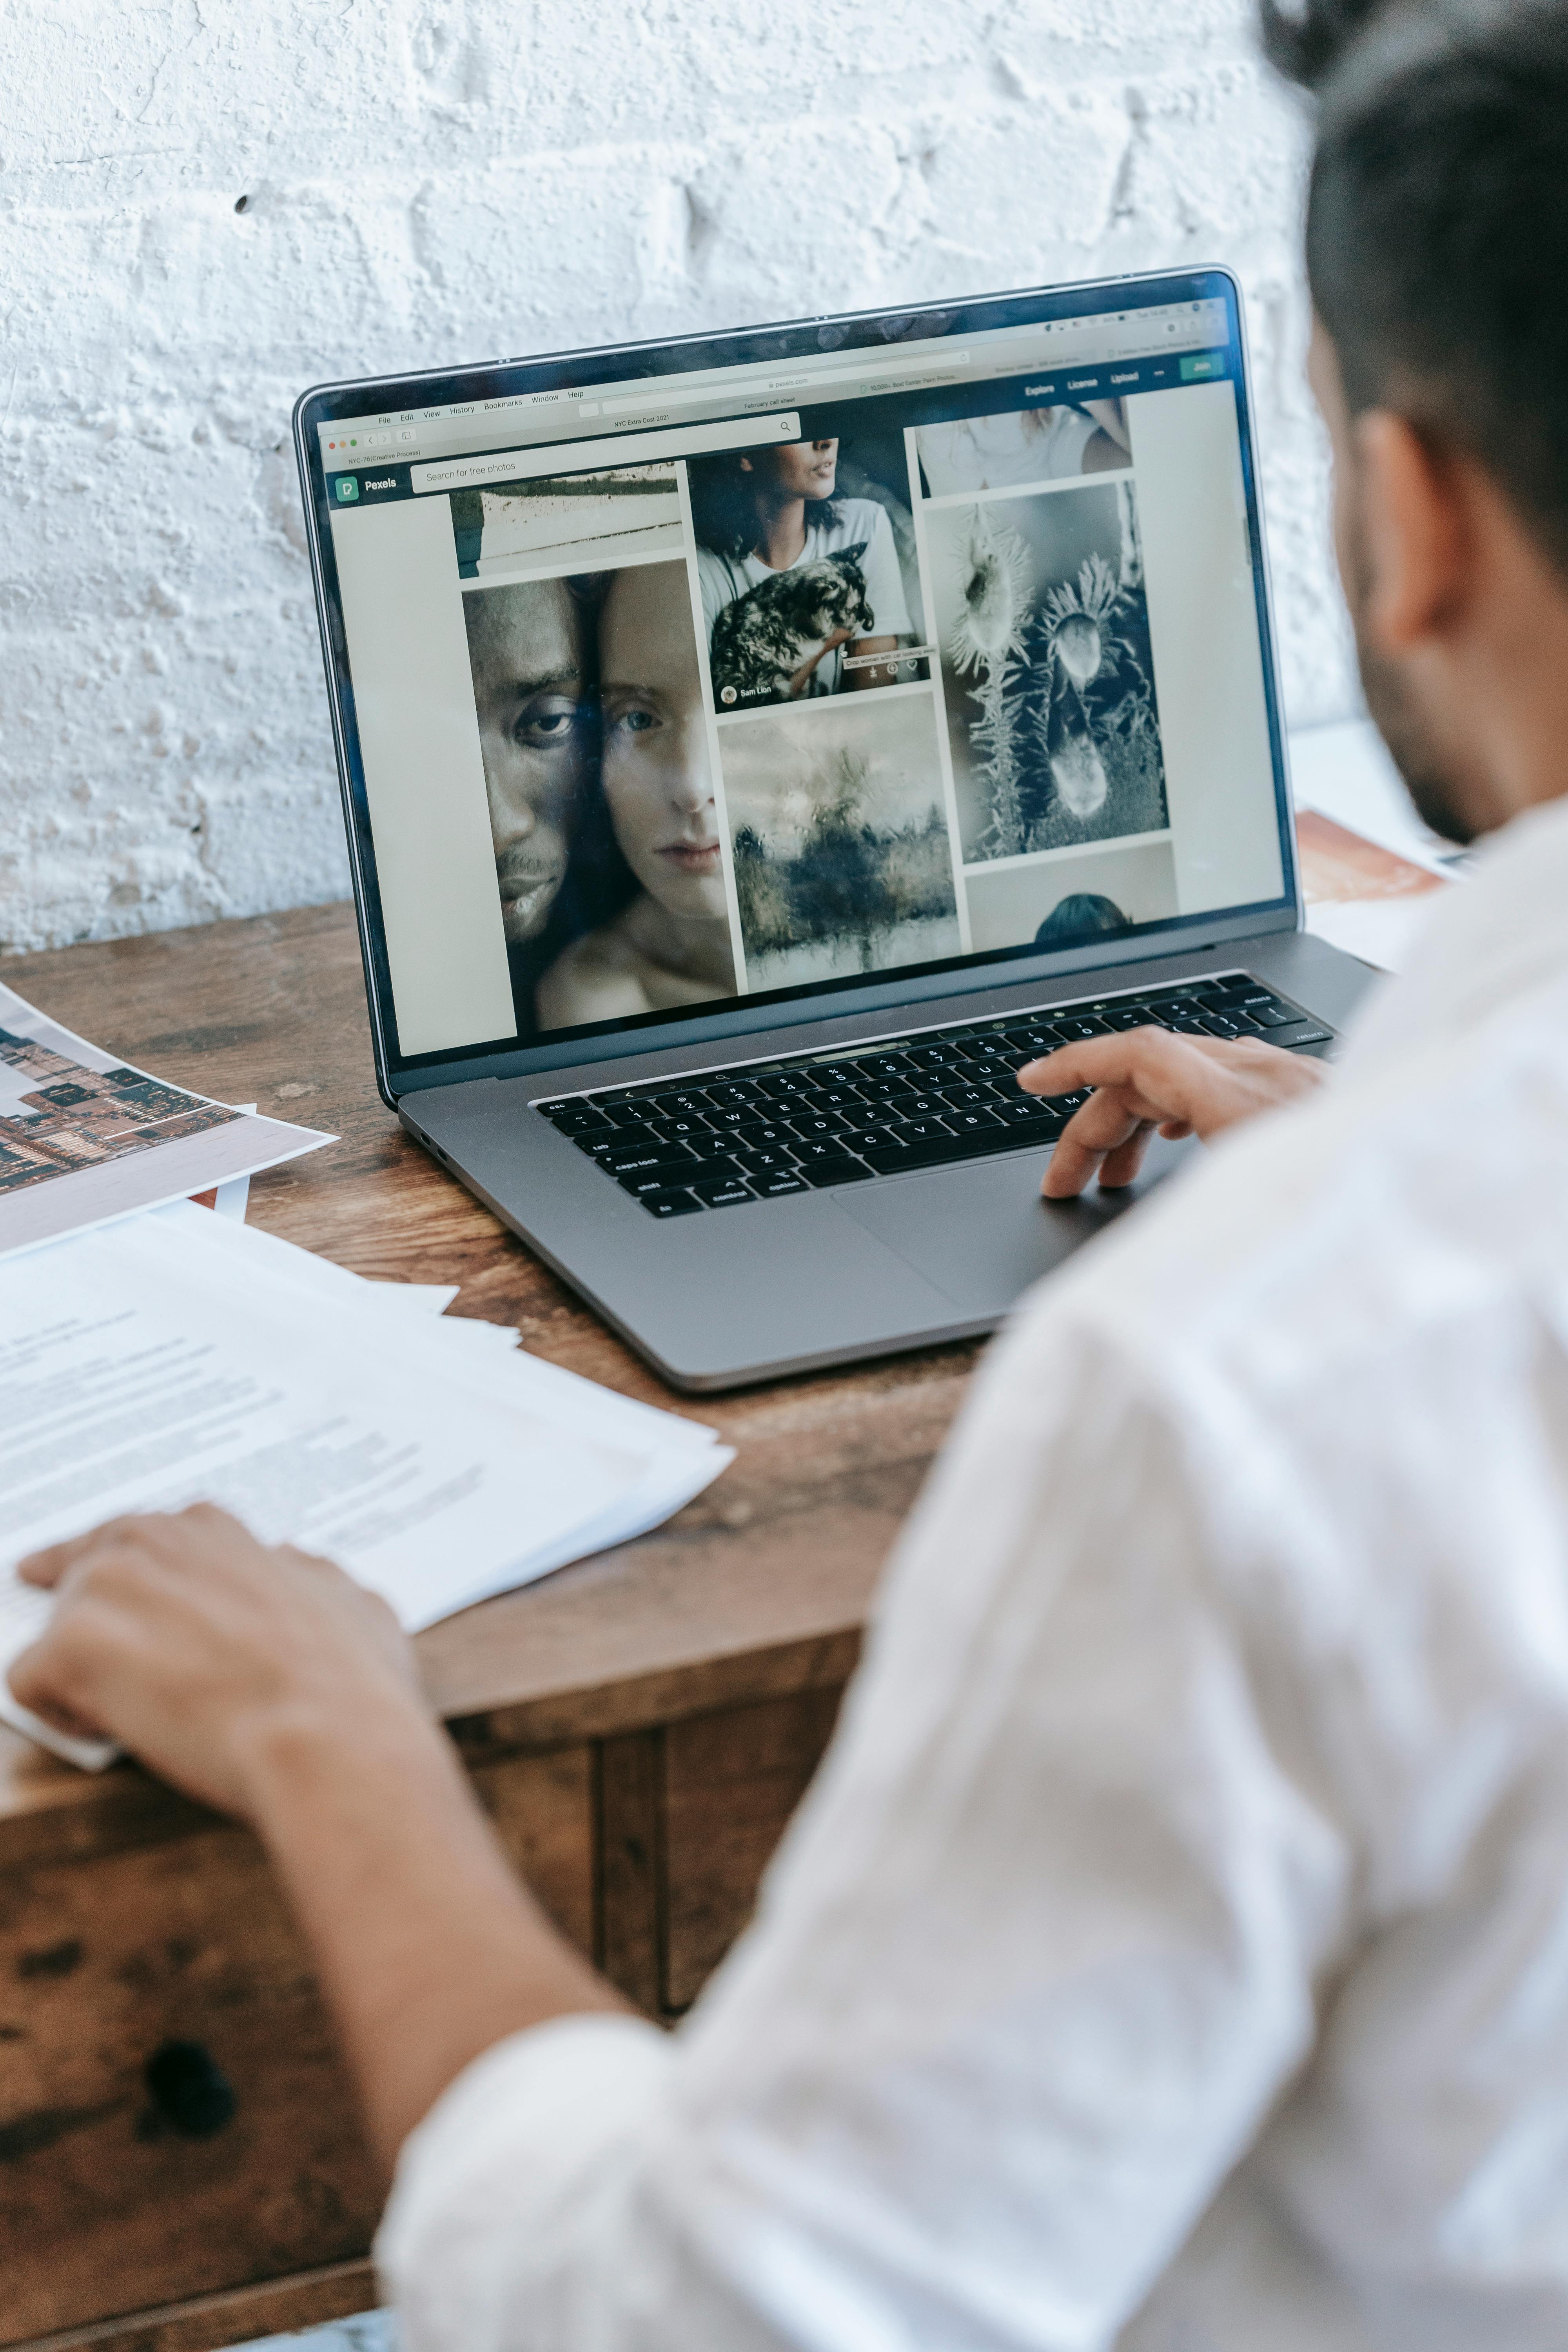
[8,1505,422,1817]
[1021,1029,1327,1199]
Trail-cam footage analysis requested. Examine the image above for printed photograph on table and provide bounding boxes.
[963,838,1179,953]
[0,981,326,1259]
[690,435,928,712]
[915,397,1131,497]
[449,462,684,579]
[722,695,960,989]
[462,562,736,1038]
[926,480,1169,864]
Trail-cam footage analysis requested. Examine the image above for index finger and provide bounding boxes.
[1017,1029,1231,1101]
[16,1513,167,1591]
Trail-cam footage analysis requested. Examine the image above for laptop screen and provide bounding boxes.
[301,272,1292,1072]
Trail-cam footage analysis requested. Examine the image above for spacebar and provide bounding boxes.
[859,1125,1059,1177]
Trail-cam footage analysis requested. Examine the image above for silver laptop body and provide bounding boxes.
[296,269,1373,1391]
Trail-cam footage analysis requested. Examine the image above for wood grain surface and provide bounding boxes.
[0,901,976,1856]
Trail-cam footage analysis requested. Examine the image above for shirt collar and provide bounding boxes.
[1337,791,1568,1081]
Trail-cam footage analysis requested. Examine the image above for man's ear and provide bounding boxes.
[1352,410,1465,654]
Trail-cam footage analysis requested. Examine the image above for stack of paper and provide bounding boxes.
[0,1201,731,1769]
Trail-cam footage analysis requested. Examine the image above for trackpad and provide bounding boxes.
[838,1135,1195,1314]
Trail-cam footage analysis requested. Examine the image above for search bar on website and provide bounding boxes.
[410,412,802,493]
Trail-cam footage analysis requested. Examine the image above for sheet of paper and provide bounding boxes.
[1292,804,1452,974]
[0,985,329,1260]
[0,1211,730,1768]
[1289,717,1463,877]
[189,1105,257,1222]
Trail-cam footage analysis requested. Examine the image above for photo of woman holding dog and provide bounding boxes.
[690,439,914,711]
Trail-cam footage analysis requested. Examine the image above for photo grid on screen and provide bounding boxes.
[331,310,1275,1053]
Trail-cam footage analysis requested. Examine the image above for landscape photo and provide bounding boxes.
[924,480,1169,863]
[719,695,961,988]
[449,463,684,579]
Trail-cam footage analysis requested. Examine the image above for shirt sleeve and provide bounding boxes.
[377,1304,1354,2352]
[851,504,913,639]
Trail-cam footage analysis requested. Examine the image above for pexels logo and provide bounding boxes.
[364,476,396,490]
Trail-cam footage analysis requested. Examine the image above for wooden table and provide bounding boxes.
[0,905,978,2352]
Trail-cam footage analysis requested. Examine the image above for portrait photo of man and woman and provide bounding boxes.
[461,560,736,1038]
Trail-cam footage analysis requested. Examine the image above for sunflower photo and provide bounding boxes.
[924,481,1169,864]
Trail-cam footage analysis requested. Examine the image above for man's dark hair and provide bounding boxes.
[1261,0,1568,572]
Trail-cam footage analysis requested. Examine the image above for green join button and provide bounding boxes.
[1179,350,1226,382]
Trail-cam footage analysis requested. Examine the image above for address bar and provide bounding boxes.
[594,347,973,415]
[411,410,802,494]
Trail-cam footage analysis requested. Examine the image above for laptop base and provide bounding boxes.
[403,928,1376,1393]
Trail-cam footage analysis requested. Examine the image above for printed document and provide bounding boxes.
[0,1206,730,1768]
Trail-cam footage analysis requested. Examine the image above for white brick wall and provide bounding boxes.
[0,0,1356,954]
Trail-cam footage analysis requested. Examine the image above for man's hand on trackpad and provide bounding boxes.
[1019,1029,1328,1200]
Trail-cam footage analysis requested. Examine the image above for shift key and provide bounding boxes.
[617,1156,732,1196]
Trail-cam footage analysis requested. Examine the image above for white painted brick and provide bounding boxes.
[0,0,1357,954]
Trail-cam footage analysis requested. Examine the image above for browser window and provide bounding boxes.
[316,292,1283,1061]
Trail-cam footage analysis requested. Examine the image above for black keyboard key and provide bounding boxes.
[646,1114,716,1143]
[788,1112,851,1142]
[684,1154,744,1185]
[996,1096,1065,1127]
[691,1176,755,1206]
[735,1147,800,1175]
[1104,1007,1156,1031]
[797,1154,875,1187]
[704,1081,768,1112]
[751,1171,810,1198]
[730,1120,799,1152]
[853,1054,916,1081]
[813,1085,868,1111]
[617,1158,710,1196]
[541,1101,612,1136]
[933,1083,991,1110]
[884,1117,956,1146]
[755,1071,818,1100]
[602,1101,662,1130]
[834,1105,897,1140]
[1169,1016,1209,1036]
[644,1090,715,1119]
[1198,1015,1241,1039]
[791,1136,860,1164]
[1055,1015,1114,1040]
[1001,1027,1060,1055]
[945,1107,1006,1134]
[905,1042,964,1070]
[1246,1004,1293,1027]
[601,1140,697,1176]
[859,1129,1021,1176]
[642,1189,703,1218]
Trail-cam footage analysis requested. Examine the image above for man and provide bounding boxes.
[462,578,592,1027]
[14,3,1568,2344]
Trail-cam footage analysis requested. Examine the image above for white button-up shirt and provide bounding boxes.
[379,796,1568,2352]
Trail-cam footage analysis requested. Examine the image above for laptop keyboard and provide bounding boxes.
[535,973,1333,1219]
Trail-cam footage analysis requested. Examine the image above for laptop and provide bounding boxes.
[295,267,1374,1392]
